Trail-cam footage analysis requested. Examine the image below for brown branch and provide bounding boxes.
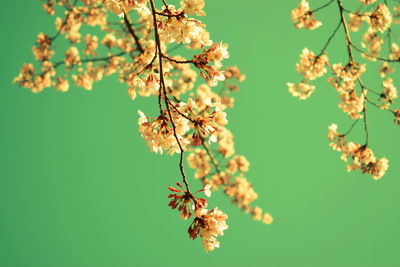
[50,12,71,41]
[161,0,169,8]
[149,0,195,200]
[123,10,144,54]
[166,98,197,123]
[135,53,157,75]
[358,79,369,145]
[317,19,342,57]
[50,0,79,41]
[349,42,400,63]
[312,0,335,13]
[337,0,370,145]
[339,0,398,63]
[200,137,223,175]
[365,96,397,115]
[337,0,355,62]
[32,51,127,87]
[156,11,185,18]
[341,119,360,137]
[52,51,127,69]
[341,8,370,17]
[162,54,193,64]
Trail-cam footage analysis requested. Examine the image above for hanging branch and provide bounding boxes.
[15,0,273,252]
[289,0,397,180]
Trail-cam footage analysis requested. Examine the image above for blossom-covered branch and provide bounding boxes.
[289,0,399,179]
[14,0,272,252]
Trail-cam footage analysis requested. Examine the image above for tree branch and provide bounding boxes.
[149,0,195,200]
[123,10,144,54]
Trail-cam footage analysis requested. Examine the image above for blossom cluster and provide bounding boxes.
[291,0,322,30]
[289,0,399,179]
[287,48,329,100]
[15,0,272,252]
[168,182,228,252]
[328,124,389,179]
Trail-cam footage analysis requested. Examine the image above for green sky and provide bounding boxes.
[1,0,400,266]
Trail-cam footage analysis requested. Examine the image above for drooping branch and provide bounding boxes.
[148,0,195,199]
[337,0,355,62]
[123,10,144,54]
[289,0,395,180]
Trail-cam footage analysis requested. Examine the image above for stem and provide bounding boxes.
[162,54,193,64]
[149,0,195,199]
[201,137,222,175]
[349,42,400,62]
[312,0,335,13]
[317,19,342,57]
[342,119,359,136]
[52,51,127,69]
[337,0,370,145]
[123,10,144,54]
[166,98,196,123]
[357,78,370,145]
[337,0,354,62]
[199,135,228,186]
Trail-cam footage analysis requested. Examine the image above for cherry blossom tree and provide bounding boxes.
[14,0,399,252]
[289,0,399,180]
[14,0,273,252]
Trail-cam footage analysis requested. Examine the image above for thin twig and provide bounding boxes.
[162,54,193,64]
[337,0,369,145]
[317,19,342,57]
[52,51,127,69]
[312,0,335,13]
[200,136,223,176]
[337,0,355,62]
[341,119,360,136]
[349,42,400,62]
[166,98,197,123]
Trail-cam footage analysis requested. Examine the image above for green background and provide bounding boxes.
[1,0,400,266]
